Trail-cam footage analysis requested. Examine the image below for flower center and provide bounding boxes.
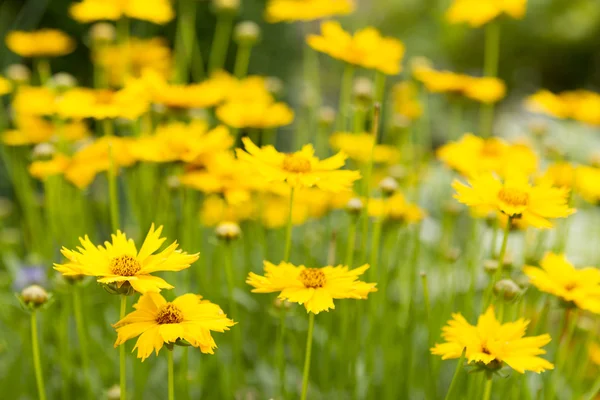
[497,188,529,207]
[109,255,141,276]
[156,303,184,324]
[299,268,326,288]
[95,89,115,105]
[564,282,577,291]
[480,140,503,157]
[283,154,311,173]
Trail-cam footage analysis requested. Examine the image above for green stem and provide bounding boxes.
[277,308,287,397]
[168,349,175,400]
[369,217,383,282]
[208,14,234,74]
[482,376,493,400]
[120,296,127,400]
[35,58,51,85]
[117,17,130,83]
[234,44,252,78]
[584,373,600,400]
[31,311,47,400]
[73,287,93,397]
[481,22,500,138]
[222,242,242,384]
[103,119,120,231]
[486,217,510,307]
[283,188,295,262]
[547,309,578,399]
[444,349,466,400]
[175,0,197,83]
[345,216,358,268]
[336,64,355,131]
[300,313,315,400]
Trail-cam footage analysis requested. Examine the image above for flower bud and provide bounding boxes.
[32,143,55,160]
[21,285,49,306]
[166,175,181,190]
[483,259,499,275]
[379,177,398,195]
[266,77,283,97]
[388,164,408,182]
[493,279,521,301]
[216,221,241,241]
[234,21,260,46]
[106,384,121,400]
[443,247,460,262]
[90,22,116,43]
[212,0,240,14]
[5,64,31,84]
[346,197,364,214]
[188,108,210,121]
[353,77,374,106]
[391,113,410,130]
[274,297,291,309]
[49,72,77,90]
[318,106,336,127]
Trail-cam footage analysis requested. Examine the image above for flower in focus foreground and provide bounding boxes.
[236,137,361,192]
[523,252,600,313]
[6,29,75,58]
[452,173,574,228]
[113,292,234,361]
[54,224,199,293]
[307,21,405,75]
[446,0,527,27]
[265,0,354,23]
[431,306,553,374]
[247,261,377,314]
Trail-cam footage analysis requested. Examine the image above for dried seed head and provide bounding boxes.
[216,221,241,240]
[494,279,521,301]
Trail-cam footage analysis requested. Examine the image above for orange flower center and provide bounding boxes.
[480,140,503,157]
[109,255,141,276]
[497,188,529,207]
[156,303,184,324]
[299,268,326,288]
[95,89,115,105]
[283,154,311,173]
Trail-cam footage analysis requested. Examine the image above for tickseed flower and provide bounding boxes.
[307,21,405,75]
[113,292,234,361]
[446,0,527,27]
[523,252,600,313]
[431,306,553,374]
[12,86,56,117]
[539,162,575,190]
[70,0,174,24]
[247,261,377,314]
[575,165,600,204]
[6,29,75,58]
[437,133,538,178]
[265,0,354,23]
[54,224,199,293]
[2,116,90,146]
[463,77,506,104]
[329,132,400,165]
[260,195,310,229]
[29,153,71,180]
[589,343,600,366]
[368,193,425,224]
[0,76,12,96]
[236,137,361,192]
[526,89,600,125]
[200,195,255,227]
[216,99,294,129]
[452,173,575,228]
[392,82,422,121]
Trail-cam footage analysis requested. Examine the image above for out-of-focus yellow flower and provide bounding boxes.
[6,29,75,58]
[453,173,575,228]
[431,306,553,374]
[260,195,310,229]
[247,261,377,314]
[200,195,255,227]
[2,116,90,146]
[130,122,233,165]
[236,137,361,192]
[29,153,71,180]
[526,89,600,125]
[217,100,294,129]
[525,90,570,119]
[329,132,400,165]
[367,193,425,224]
[265,0,354,23]
[463,76,506,104]
[307,21,405,75]
[70,0,174,24]
[437,133,538,178]
[392,82,422,121]
[589,343,600,366]
[0,76,12,96]
[539,162,575,190]
[12,86,57,116]
[575,166,600,204]
[96,38,172,87]
[524,252,600,313]
[446,0,527,27]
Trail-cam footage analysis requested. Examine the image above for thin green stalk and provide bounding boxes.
[283,188,295,262]
[444,349,466,400]
[547,309,578,399]
[584,373,600,400]
[117,17,130,83]
[222,242,242,384]
[482,376,493,400]
[168,349,175,400]
[485,217,511,307]
[31,311,46,400]
[35,58,51,85]
[450,99,463,139]
[336,64,355,131]
[175,0,197,83]
[120,296,127,400]
[234,44,252,78]
[73,287,92,397]
[345,215,358,268]
[103,119,120,231]
[421,272,437,400]
[276,308,287,397]
[300,313,315,400]
[369,217,383,282]
[208,14,234,73]
[481,22,501,138]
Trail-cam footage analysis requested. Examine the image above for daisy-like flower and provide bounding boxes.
[576,165,600,204]
[236,137,361,192]
[446,0,527,28]
[368,193,426,224]
[523,252,600,313]
[246,261,377,314]
[452,173,575,228]
[0,75,12,96]
[431,306,554,374]
[329,132,400,165]
[113,292,234,361]
[54,224,199,294]
[69,0,174,25]
[6,29,75,58]
[526,89,600,125]
[392,81,422,121]
[265,0,354,23]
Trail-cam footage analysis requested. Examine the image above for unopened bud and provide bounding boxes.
[483,259,499,275]
[106,384,121,400]
[346,197,364,214]
[5,64,31,84]
[353,77,374,106]
[90,22,116,43]
[443,247,460,262]
[212,0,240,14]
[234,21,260,46]
[32,143,55,160]
[266,77,283,97]
[166,175,181,189]
[49,72,77,90]
[216,221,241,240]
[379,177,398,195]
[274,297,291,309]
[318,106,336,127]
[493,279,521,301]
[21,285,49,306]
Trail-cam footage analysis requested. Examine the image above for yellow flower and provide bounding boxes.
[539,162,575,190]
[113,292,234,361]
[0,76,13,96]
[525,90,570,119]
[437,133,538,178]
[589,343,600,366]
[367,193,425,224]
[247,261,377,314]
[392,82,422,121]
[54,224,199,293]
[70,0,174,24]
[29,154,71,180]
[463,77,506,104]
[524,253,600,313]
[216,99,294,129]
[307,21,405,75]
[526,89,600,125]
[12,86,57,117]
[260,194,310,229]
[236,138,361,192]
[452,173,575,228]
[96,38,172,87]
[265,0,354,23]
[431,306,553,374]
[329,132,400,165]
[2,116,90,146]
[200,195,255,227]
[575,165,600,204]
[6,29,75,58]
[414,66,469,94]
[446,0,527,27]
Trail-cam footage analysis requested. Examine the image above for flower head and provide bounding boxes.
[431,306,553,373]
[265,0,354,23]
[70,0,174,24]
[368,193,425,224]
[576,166,600,204]
[392,82,422,121]
[236,138,361,192]
[526,89,600,125]
[452,173,575,228]
[446,0,527,27]
[0,76,12,96]
[6,29,75,58]
[247,261,377,314]
[113,292,234,361]
[329,132,400,165]
[54,224,199,293]
[523,253,600,313]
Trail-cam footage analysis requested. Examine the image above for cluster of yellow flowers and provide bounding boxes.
[446,0,527,27]
[526,89,600,125]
